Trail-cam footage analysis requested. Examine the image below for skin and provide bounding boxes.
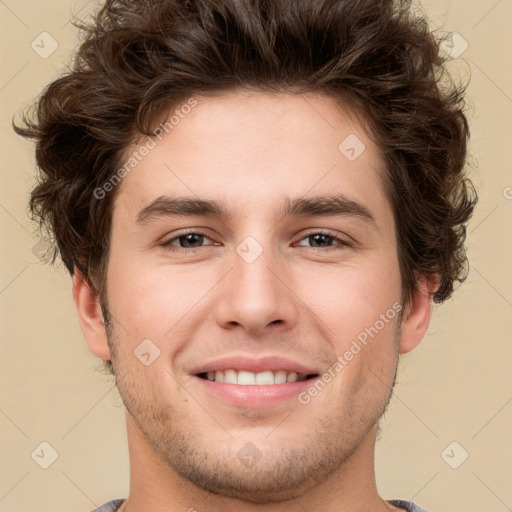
[73,90,436,512]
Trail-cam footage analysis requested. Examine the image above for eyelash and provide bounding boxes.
[160,229,352,252]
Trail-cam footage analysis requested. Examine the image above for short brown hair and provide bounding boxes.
[15,0,477,309]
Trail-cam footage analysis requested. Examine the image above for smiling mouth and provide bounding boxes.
[197,369,319,385]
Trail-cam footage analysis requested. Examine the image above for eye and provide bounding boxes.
[161,230,217,251]
[294,231,351,250]
[160,229,351,253]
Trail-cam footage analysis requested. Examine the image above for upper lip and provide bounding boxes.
[190,355,321,376]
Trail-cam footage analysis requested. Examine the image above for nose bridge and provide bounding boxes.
[235,235,279,300]
[214,232,298,334]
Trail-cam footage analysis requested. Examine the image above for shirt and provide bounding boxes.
[91,498,429,511]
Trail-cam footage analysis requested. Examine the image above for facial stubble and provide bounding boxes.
[100,300,401,504]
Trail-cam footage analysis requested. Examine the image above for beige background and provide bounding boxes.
[1,1,511,511]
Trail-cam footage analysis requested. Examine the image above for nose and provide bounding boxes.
[214,237,299,337]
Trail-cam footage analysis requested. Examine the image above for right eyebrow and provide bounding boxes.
[136,196,230,225]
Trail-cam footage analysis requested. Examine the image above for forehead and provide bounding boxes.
[112,90,391,226]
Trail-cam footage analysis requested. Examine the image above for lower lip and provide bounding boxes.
[192,375,316,408]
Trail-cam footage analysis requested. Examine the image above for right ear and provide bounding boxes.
[72,269,111,360]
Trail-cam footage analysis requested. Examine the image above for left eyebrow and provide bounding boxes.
[135,193,377,228]
[280,194,377,227]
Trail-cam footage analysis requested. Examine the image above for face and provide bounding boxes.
[80,90,419,503]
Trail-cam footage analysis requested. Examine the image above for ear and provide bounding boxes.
[72,268,111,360]
[398,274,438,354]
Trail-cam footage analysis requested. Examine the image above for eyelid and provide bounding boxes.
[161,228,217,247]
[161,228,352,251]
[293,229,353,248]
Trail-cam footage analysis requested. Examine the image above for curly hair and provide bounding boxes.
[15,0,477,311]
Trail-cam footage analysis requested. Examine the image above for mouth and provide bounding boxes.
[190,355,322,407]
[196,369,319,385]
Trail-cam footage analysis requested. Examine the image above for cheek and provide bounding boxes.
[298,257,402,397]
[295,256,401,345]
[107,258,216,344]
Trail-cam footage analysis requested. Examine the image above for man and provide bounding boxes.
[15,0,477,510]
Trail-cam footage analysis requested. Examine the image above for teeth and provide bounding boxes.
[202,369,309,385]
[237,371,255,385]
[286,372,298,383]
[224,369,237,384]
[274,370,287,384]
[255,371,274,385]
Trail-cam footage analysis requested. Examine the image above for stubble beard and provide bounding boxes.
[101,301,400,504]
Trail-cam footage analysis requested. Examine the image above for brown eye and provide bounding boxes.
[162,231,217,251]
[295,232,351,250]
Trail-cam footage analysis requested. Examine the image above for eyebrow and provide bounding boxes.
[136,194,376,227]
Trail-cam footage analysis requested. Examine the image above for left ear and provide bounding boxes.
[398,274,439,354]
